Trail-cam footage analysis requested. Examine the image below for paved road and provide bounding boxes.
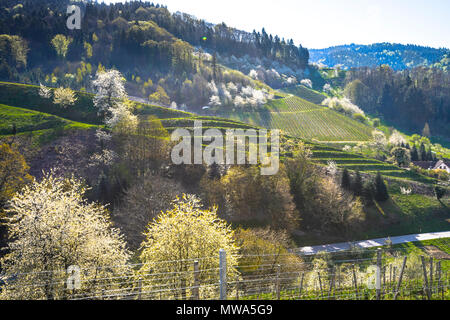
[293,231,450,255]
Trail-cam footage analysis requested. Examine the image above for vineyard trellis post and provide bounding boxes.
[328,266,335,300]
[276,264,281,300]
[429,257,433,294]
[137,278,142,300]
[352,264,358,299]
[299,272,305,299]
[437,261,442,299]
[219,249,227,300]
[394,256,407,300]
[193,260,200,300]
[318,272,323,299]
[421,256,432,300]
[376,249,382,300]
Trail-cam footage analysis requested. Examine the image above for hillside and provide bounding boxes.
[0,82,259,137]
[214,94,373,142]
[310,43,449,70]
[281,85,327,105]
[0,81,436,186]
[0,0,308,111]
[0,103,96,145]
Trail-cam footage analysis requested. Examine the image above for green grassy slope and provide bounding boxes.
[0,82,100,125]
[0,82,261,146]
[0,82,259,133]
[281,85,327,105]
[0,103,97,145]
[216,95,373,142]
[0,81,436,184]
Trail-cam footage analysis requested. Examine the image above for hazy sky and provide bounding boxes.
[101,0,450,49]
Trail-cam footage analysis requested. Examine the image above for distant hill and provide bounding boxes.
[310,43,449,70]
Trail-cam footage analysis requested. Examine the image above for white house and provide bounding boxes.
[412,160,450,173]
[432,160,450,173]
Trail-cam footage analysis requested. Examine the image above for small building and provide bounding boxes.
[412,160,450,173]
[433,160,450,173]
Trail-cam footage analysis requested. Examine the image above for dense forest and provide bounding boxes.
[0,0,309,110]
[343,65,450,139]
[310,43,449,71]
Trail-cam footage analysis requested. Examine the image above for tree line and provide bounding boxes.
[344,65,450,139]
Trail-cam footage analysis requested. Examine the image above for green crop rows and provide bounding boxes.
[217,95,373,142]
[281,85,327,105]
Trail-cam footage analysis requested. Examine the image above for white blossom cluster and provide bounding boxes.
[388,130,407,146]
[217,53,307,88]
[88,149,117,168]
[322,97,365,115]
[92,70,137,132]
[208,81,273,109]
[39,83,52,99]
[300,79,312,89]
[0,171,131,300]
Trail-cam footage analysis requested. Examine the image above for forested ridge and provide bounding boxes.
[0,0,308,110]
[310,43,449,71]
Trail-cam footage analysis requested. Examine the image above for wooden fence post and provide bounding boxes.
[318,272,323,299]
[192,260,200,300]
[429,258,433,294]
[394,256,407,300]
[299,272,305,299]
[352,264,358,299]
[389,265,392,292]
[337,266,341,291]
[137,278,142,300]
[219,249,227,300]
[276,264,281,300]
[437,261,442,299]
[328,266,335,300]
[376,249,382,300]
[421,256,432,300]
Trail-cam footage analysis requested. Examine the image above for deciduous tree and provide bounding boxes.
[0,172,131,300]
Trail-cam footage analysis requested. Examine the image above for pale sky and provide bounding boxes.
[101,0,450,49]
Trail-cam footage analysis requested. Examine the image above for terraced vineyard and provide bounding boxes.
[307,143,435,183]
[0,82,434,184]
[281,85,327,105]
[216,95,373,142]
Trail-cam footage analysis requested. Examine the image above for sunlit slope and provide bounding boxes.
[281,85,327,105]
[217,95,373,142]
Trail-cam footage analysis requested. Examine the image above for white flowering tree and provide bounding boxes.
[322,97,365,115]
[53,87,77,108]
[92,69,127,116]
[0,172,131,300]
[388,130,407,146]
[39,83,52,99]
[105,99,138,134]
[92,70,137,133]
[300,79,313,89]
[138,194,240,300]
